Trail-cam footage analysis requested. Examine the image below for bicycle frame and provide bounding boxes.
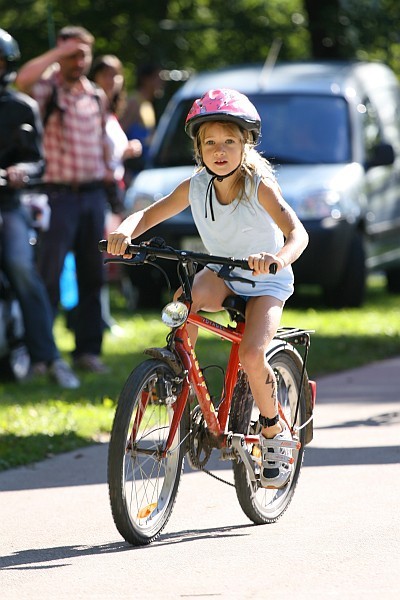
[99,240,310,460]
[156,307,270,458]
[131,309,311,462]
[103,240,317,543]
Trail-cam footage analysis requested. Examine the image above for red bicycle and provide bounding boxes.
[99,238,316,546]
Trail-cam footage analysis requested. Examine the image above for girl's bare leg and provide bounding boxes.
[238,295,284,439]
[174,268,232,345]
[175,273,284,438]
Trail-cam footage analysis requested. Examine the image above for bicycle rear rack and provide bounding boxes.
[275,327,314,346]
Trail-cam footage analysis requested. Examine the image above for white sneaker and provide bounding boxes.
[259,422,293,489]
[49,359,80,389]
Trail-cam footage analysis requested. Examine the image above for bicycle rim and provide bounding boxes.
[108,359,185,545]
[233,350,306,524]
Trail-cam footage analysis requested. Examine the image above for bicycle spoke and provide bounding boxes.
[233,350,306,524]
[108,360,185,545]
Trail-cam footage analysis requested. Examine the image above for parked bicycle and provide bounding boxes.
[99,237,316,546]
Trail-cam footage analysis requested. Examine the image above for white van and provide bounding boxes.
[126,61,400,307]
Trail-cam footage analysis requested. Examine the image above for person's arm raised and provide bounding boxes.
[15,38,86,94]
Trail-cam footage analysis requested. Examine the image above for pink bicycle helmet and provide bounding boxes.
[185,88,261,141]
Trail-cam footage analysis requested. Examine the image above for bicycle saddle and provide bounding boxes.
[222,295,247,323]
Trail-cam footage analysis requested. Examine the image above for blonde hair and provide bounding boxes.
[194,121,275,202]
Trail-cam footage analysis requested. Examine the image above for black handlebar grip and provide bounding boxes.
[98,240,108,252]
[269,262,277,275]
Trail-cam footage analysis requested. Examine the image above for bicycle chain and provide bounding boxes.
[199,466,236,488]
[187,407,236,487]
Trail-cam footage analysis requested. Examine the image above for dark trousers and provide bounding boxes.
[0,206,59,363]
[37,186,107,357]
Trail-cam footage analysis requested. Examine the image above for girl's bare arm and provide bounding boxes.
[253,179,309,272]
[107,179,190,255]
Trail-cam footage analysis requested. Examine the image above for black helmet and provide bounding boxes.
[0,28,20,86]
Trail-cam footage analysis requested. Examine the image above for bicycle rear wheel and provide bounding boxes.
[232,349,306,524]
[108,359,186,545]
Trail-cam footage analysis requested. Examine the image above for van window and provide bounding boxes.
[154,99,194,168]
[251,94,351,164]
[153,94,351,167]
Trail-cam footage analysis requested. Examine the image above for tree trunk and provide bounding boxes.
[304,0,351,59]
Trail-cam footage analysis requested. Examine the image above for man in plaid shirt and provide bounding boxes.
[16,25,111,374]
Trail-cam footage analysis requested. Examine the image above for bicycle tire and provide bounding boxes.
[108,359,185,545]
[232,349,306,524]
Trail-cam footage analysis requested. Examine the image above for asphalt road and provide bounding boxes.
[1,356,399,599]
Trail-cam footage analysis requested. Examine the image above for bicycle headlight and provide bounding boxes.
[161,302,189,328]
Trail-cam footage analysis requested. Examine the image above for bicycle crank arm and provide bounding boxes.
[230,434,258,483]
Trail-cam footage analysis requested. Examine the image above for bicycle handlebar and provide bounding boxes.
[98,239,278,274]
[0,169,41,188]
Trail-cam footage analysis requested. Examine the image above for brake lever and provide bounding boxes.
[269,263,277,275]
[217,264,256,287]
[217,261,277,286]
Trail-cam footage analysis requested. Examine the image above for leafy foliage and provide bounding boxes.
[2,0,399,95]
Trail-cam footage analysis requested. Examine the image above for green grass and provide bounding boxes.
[281,275,400,375]
[0,274,399,471]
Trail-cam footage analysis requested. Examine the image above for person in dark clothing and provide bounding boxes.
[0,28,79,388]
[119,63,164,185]
[16,25,110,374]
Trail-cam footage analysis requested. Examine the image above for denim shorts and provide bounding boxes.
[224,276,294,303]
[209,264,294,303]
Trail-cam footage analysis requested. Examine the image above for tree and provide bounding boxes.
[1,0,400,94]
[304,0,351,58]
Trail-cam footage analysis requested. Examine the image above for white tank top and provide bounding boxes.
[189,169,294,296]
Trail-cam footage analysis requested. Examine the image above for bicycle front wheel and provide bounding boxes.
[108,359,186,545]
[232,349,306,524]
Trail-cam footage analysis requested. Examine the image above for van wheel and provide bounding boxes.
[386,267,400,293]
[323,231,366,308]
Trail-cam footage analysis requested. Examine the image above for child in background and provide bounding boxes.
[90,55,142,201]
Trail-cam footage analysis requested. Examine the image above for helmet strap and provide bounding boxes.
[204,164,240,221]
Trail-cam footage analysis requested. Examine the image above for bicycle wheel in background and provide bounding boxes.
[108,359,186,545]
[231,349,307,524]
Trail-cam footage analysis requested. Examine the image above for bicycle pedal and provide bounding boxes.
[250,445,261,467]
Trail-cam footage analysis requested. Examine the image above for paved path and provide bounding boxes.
[0,356,399,599]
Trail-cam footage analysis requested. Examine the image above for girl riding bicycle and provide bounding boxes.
[107,88,309,489]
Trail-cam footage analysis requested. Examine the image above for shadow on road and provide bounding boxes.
[316,411,400,429]
[0,433,399,493]
[304,445,400,467]
[0,541,131,570]
[0,524,255,569]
